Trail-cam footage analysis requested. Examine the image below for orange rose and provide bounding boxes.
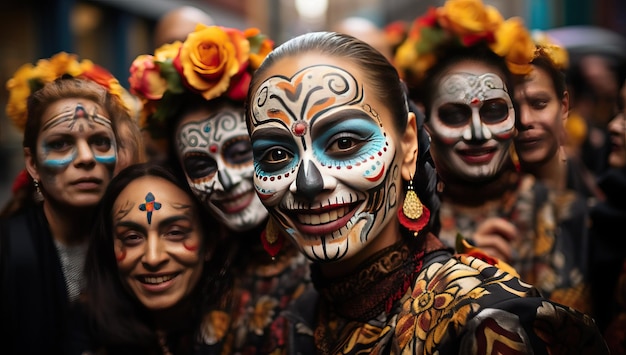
[491,17,535,75]
[437,0,503,45]
[175,24,250,100]
[129,54,168,100]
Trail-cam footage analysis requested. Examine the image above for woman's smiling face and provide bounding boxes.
[175,103,268,232]
[113,176,205,310]
[248,53,407,263]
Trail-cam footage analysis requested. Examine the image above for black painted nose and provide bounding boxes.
[296,160,323,201]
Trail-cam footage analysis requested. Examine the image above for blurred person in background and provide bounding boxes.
[588,78,626,350]
[0,52,128,354]
[144,5,216,163]
[567,52,626,177]
[331,16,394,64]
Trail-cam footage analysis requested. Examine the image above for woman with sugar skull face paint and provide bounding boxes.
[395,0,593,313]
[245,29,607,354]
[0,53,130,354]
[129,25,312,353]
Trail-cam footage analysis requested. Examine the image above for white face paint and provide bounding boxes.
[427,69,516,182]
[175,105,267,232]
[249,64,401,263]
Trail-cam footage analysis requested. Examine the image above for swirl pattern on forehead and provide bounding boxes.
[177,109,245,153]
[250,65,364,129]
[441,73,508,104]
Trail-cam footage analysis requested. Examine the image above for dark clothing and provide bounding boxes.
[0,206,73,355]
[589,168,626,333]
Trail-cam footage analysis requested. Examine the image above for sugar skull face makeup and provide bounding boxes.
[175,105,268,232]
[248,63,402,263]
[426,63,516,182]
[29,98,117,207]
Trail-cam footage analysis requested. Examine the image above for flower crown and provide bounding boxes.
[129,24,274,138]
[394,0,538,89]
[5,52,127,132]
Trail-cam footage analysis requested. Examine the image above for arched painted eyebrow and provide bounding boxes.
[250,127,293,142]
[114,210,194,232]
[310,109,373,136]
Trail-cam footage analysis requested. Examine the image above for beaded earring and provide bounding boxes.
[397,177,430,236]
[260,217,285,260]
[33,179,44,203]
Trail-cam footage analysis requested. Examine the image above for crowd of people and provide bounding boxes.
[0,0,624,353]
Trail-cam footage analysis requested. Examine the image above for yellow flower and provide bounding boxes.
[5,63,38,131]
[175,24,250,100]
[437,0,503,44]
[491,17,535,75]
[36,52,82,82]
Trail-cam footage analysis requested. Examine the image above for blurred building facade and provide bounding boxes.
[0,0,624,207]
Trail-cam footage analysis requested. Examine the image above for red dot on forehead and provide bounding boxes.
[470,98,480,105]
[209,144,218,153]
[292,121,308,137]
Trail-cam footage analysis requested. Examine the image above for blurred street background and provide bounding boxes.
[0,0,624,207]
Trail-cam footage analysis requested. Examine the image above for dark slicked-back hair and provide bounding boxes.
[247,31,410,134]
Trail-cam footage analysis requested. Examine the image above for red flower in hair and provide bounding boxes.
[11,169,31,195]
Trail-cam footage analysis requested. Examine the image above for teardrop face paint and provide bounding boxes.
[248,63,402,263]
[426,62,516,182]
[175,104,268,232]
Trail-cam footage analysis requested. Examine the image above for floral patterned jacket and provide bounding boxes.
[438,173,592,313]
[280,234,608,354]
[196,241,312,354]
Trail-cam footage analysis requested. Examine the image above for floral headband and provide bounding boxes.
[394,0,538,89]
[5,52,127,132]
[129,24,274,138]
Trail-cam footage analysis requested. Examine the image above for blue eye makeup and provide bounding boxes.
[252,133,300,177]
[313,118,385,168]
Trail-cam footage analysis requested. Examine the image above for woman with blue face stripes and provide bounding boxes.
[0,53,130,354]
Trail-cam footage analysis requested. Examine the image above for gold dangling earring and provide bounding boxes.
[33,179,44,203]
[260,217,285,260]
[397,175,430,237]
[403,178,423,220]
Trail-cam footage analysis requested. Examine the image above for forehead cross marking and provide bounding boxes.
[139,192,162,224]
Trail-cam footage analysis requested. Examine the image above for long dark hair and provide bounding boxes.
[83,162,221,352]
